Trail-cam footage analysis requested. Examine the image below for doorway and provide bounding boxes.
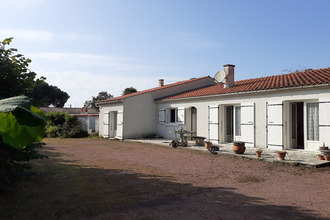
[291,102,304,149]
[109,111,118,138]
[225,106,234,142]
[191,107,197,136]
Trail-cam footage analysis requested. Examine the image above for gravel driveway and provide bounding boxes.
[29,138,329,220]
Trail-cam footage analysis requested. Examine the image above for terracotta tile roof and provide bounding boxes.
[160,67,330,101]
[97,76,212,103]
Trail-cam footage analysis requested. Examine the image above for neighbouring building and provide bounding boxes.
[97,65,330,152]
[40,106,99,134]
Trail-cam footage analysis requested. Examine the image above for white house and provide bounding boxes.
[97,64,330,152]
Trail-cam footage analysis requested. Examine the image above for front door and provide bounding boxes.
[291,102,304,149]
[191,107,197,136]
[226,106,233,142]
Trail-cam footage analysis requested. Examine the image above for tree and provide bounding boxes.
[84,91,113,111]
[0,38,69,107]
[30,80,70,107]
[122,87,137,96]
[0,38,36,99]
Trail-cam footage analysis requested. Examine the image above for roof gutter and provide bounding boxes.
[156,83,330,102]
[96,100,123,106]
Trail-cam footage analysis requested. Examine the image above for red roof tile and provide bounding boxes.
[97,76,212,103]
[160,67,330,101]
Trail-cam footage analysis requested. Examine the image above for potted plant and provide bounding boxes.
[204,140,213,150]
[276,150,287,160]
[256,149,262,158]
[233,141,246,154]
[324,154,330,161]
[318,154,325,160]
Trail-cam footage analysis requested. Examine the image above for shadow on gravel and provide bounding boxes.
[0,148,324,220]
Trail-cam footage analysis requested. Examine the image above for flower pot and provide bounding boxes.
[204,141,213,150]
[256,151,262,158]
[277,151,287,160]
[324,155,330,161]
[318,155,325,160]
[233,142,245,154]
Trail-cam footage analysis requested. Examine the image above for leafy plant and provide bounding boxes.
[0,96,47,187]
[45,112,88,138]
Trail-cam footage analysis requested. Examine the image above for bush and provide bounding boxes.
[45,112,88,138]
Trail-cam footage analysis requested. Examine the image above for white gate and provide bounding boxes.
[103,112,109,138]
[267,101,283,150]
[208,105,219,143]
[240,103,255,147]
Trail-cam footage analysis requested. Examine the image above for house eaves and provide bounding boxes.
[156,83,330,103]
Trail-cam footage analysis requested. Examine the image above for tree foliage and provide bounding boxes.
[0,38,69,107]
[30,80,70,107]
[122,87,137,96]
[0,38,36,99]
[84,91,113,111]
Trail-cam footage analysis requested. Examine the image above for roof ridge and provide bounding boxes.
[97,76,212,103]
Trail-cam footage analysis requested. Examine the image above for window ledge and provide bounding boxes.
[164,123,184,127]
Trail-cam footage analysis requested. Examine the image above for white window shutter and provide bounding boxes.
[177,107,185,124]
[158,108,165,125]
[319,98,330,147]
[240,103,255,147]
[208,105,219,143]
[103,112,109,138]
[267,101,283,150]
[116,111,123,139]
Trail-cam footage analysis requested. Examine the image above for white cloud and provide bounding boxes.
[29,52,154,71]
[0,29,103,44]
[37,70,182,107]
[0,0,46,9]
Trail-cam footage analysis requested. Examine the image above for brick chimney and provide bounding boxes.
[159,79,164,87]
[223,64,235,88]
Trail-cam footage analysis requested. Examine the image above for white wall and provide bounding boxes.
[123,93,157,138]
[157,86,330,150]
[97,77,216,139]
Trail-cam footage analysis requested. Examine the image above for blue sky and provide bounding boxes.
[1,0,330,107]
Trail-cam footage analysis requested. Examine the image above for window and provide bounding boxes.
[235,106,241,136]
[307,103,319,141]
[170,108,177,123]
[165,107,185,124]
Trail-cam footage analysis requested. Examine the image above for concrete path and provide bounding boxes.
[127,139,330,167]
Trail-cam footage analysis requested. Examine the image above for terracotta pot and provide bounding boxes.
[204,141,213,150]
[233,143,246,154]
[318,155,325,160]
[324,155,330,161]
[277,151,287,160]
[256,151,262,158]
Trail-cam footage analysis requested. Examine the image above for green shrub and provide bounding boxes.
[45,112,88,138]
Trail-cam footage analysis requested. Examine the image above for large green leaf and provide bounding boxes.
[0,96,45,149]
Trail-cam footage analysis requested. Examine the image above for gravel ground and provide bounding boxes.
[27,138,330,219]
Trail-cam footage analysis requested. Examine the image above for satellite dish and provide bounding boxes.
[214,70,227,83]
